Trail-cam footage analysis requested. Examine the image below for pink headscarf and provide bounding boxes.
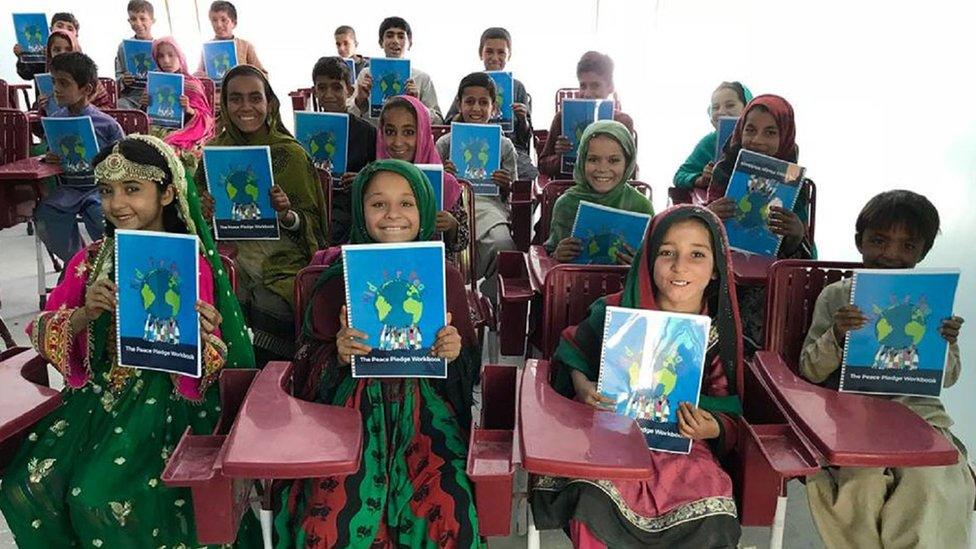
[151,36,215,152]
[375,94,462,209]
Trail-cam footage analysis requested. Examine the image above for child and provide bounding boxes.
[114,0,155,109]
[145,36,216,169]
[672,81,753,190]
[538,51,635,179]
[799,190,973,548]
[194,1,268,77]
[445,27,537,180]
[334,25,368,76]
[35,30,114,116]
[547,120,653,264]
[13,12,79,81]
[312,56,377,244]
[195,65,326,364]
[532,205,743,547]
[435,72,518,301]
[35,52,124,263]
[350,16,443,125]
[0,134,259,547]
[275,159,482,548]
[378,95,468,259]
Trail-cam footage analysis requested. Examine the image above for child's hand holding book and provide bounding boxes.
[831,304,868,343]
[706,196,735,220]
[939,316,964,345]
[570,369,614,410]
[429,313,460,362]
[554,237,582,263]
[553,135,572,155]
[337,305,372,365]
[677,403,719,440]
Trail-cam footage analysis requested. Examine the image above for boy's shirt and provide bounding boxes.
[537,109,635,178]
[799,277,960,429]
[445,77,533,154]
[193,36,268,78]
[348,66,443,125]
[48,104,125,187]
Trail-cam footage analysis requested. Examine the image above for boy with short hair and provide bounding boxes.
[194,0,268,77]
[334,25,369,76]
[799,190,974,548]
[37,52,124,262]
[114,0,155,109]
[350,16,443,125]
[13,12,80,81]
[537,50,635,178]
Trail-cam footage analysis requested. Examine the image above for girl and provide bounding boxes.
[532,205,744,548]
[435,72,518,300]
[275,159,482,548]
[145,36,216,170]
[706,94,815,350]
[196,64,328,364]
[0,135,259,547]
[36,29,113,116]
[377,94,469,260]
[672,81,752,190]
[547,120,654,265]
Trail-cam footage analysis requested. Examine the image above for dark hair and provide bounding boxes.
[49,51,98,89]
[379,17,411,42]
[51,13,80,32]
[92,138,188,237]
[209,1,238,22]
[126,0,154,16]
[379,96,417,126]
[455,72,497,105]
[714,81,749,106]
[576,51,614,84]
[334,25,356,38]
[855,190,941,257]
[312,56,353,87]
[479,27,511,52]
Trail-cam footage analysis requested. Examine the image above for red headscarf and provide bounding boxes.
[727,94,797,161]
[151,36,215,152]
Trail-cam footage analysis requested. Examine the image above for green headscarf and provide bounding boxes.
[545,120,654,251]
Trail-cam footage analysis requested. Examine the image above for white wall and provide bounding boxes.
[4,0,974,451]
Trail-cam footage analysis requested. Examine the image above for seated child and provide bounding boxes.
[547,120,653,264]
[194,1,268,77]
[36,52,124,263]
[0,134,259,547]
[538,51,635,179]
[333,25,369,76]
[672,81,752,190]
[351,16,443,125]
[13,12,79,81]
[800,190,974,548]
[531,205,743,548]
[114,0,155,109]
[36,29,114,116]
[435,72,519,300]
[275,159,482,548]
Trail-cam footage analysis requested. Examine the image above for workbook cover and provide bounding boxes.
[342,57,357,84]
[202,40,238,83]
[714,116,738,161]
[723,149,804,256]
[560,98,614,174]
[570,201,651,265]
[146,71,185,129]
[486,70,514,132]
[12,13,48,64]
[449,122,502,196]
[122,39,157,88]
[294,111,349,181]
[415,163,444,210]
[40,116,99,174]
[34,72,58,109]
[369,58,410,118]
[203,145,280,240]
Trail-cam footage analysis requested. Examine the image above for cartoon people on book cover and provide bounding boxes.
[363,269,426,351]
[130,258,184,345]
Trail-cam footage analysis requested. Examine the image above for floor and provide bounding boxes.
[0,223,825,548]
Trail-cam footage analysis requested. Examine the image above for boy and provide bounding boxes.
[37,52,124,263]
[114,0,155,109]
[312,56,377,243]
[334,25,369,77]
[350,16,443,125]
[13,12,80,81]
[537,51,634,178]
[799,190,973,548]
[194,1,268,77]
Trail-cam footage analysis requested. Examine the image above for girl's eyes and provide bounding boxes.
[400,201,416,208]
[369,200,386,209]
[692,251,707,259]
[658,249,674,257]
[98,187,112,196]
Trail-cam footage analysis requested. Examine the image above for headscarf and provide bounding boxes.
[211,64,296,146]
[151,36,215,152]
[544,120,653,250]
[43,29,112,111]
[376,94,462,209]
[710,82,754,115]
[725,94,796,161]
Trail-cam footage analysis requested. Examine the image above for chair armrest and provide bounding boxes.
[0,349,62,443]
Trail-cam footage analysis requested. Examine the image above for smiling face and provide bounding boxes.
[380,27,410,58]
[127,10,154,40]
[857,224,926,269]
[98,178,174,232]
[335,32,357,58]
[584,134,626,194]
[48,35,72,57]
[710,86,747,129]
[209,10,236,39]
[653,218,717,314]
[480,38,510,71]
[363,171,421,242]
[578,70,613,100]
[155,42,181,73]
[381,107,418,161]
[740,108,781,157]
[314,75,352,113]
[225,74,268,135]
[459,86,495,124]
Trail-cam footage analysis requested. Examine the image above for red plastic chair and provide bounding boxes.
[455,180,494,341]
[288,88,314,112]
[0,348,63,475]
[102,108,150,135]
[431,124,450,142]
[0,80,9,109]
[97,77,118,108]
[554,88,622,112]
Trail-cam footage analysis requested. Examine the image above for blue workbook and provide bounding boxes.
[486,71,514,132]
[203,145,280,240]
[561,98,614,174]
[598,306,711,454]
[415,164,444,210]
[450,122,502,196]
[122,39,157,88]
[294,111,349,182]
[714,116,738,161]
[369,58,410,117]
[840,269,960,397]
[202,40,238,83]
[12,13,48,64]
[723,149,804,256]
[115,229,201,377]
[34,72,58,109]
[40,116,99,174]
[147,71,185,129]
[570,201,652,265]
[342,58,357,84]
[343,241,448,378]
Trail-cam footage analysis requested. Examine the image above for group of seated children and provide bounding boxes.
[3,4,972,548]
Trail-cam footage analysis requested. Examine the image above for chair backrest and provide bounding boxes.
[218,254,236,291]
[289,88,312,112]
[0,108,30,164]
[540,264,629,359]
[554,88,623,112]
[764,260,861,369]
[97,77,118,108]
[294,264,327,338]
[0,80,9,109]
[198,77,216,109]
[531,180,654,246]
[102,108,150,135]
[431,124,450,143]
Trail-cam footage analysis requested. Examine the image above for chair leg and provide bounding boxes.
[258,479,274,549]
[34,227,47,309]
[769,490,788,549]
